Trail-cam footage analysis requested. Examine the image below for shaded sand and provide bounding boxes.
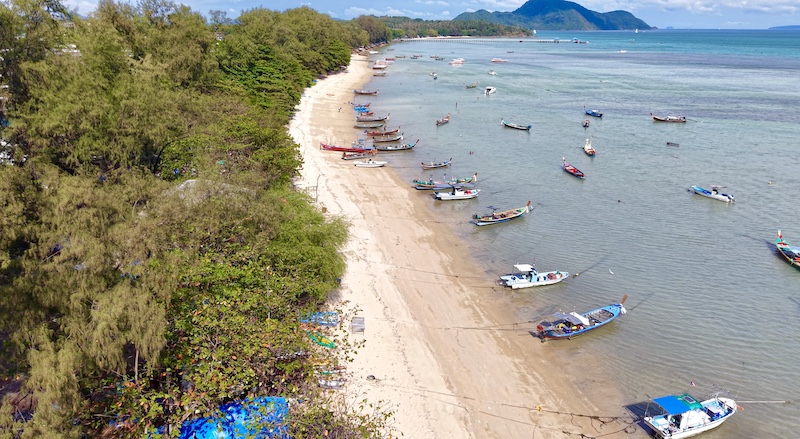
[289,55,638,438]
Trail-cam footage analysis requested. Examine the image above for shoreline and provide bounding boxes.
[289,54,636,438]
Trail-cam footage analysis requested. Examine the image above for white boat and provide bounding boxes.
[643,393,737,439]
[497,264,569,289]
[353,159,387,168]
[433,188,480,201]
[448,58,465,65]
[491,58,508,63]
[485,86,496,95]
[488,70,497,75]
[691,185,734,203]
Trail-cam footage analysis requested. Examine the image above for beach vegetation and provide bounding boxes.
[0,0,393,437]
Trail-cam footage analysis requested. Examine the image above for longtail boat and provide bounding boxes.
[364,126,400,136]
[471,201,531,226]
[776,230,800,269]
[320,142,373,153]
[562,158,585,179]
[536,296,627,341]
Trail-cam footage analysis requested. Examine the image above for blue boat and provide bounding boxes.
[691,185,735,203]
[536,296,627,341]
[776,230,800,269]
[643,393,738,438]
[584,107,603,118]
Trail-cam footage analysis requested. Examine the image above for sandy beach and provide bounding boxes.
[289,54,637,439]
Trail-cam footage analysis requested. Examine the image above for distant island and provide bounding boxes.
[769,25,800,30]
[454,0,651,31]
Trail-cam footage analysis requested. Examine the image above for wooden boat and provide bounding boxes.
[354,159,387,168]
[356,114,389,122]
[421,158,452,170]
[472,201,531,226]
[562,158,585,179]
[497,262,568,288]
[584,107,603,118]
[436,113,450,126]
[491,58,508,63]
[501,119,531,131]
[466,82,478,89]
[371,133,403,143]
[364,126,400,136]
[643,393,737,439]
[354,89,379,95]
[536,295,627,341]
[354,121,385,129]
[373,71,387,77]
[375,139,418,151]
[651,112,687,123]
[666,142,680,147]
[350,102,370,107]
[582,119,590,128]
[583,138,596,157]
[691,185,734,203]
[341,150,377,160]
[413,173,477,190]
[320,142,373,153]
[775,230,800,269]
[352,106,370,113]
[433,187,480,201]
[485,86,497,94]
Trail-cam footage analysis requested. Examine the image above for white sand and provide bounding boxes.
[289,54,637,439]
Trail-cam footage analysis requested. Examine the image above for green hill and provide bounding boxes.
[454,0,652,30]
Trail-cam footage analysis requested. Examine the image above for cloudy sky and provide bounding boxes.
[65,0,800,29]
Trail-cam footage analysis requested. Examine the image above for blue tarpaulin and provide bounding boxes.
[653,394,701,415]
[178,397,289,439]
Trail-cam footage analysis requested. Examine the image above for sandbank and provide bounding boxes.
[289,54,639,438]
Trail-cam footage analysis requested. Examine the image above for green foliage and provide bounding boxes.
[0,1,392,437]
[379,15,532,37]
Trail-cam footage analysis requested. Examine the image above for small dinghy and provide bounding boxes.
[562,158,585,179]
[536,296,627,341]
[497,263,567,288]
[433,187,480,201]
[643,393,737,439]
[584,106,603,118]
[691,185,734,203]
[354,159,387,168]
[583,138,596,157]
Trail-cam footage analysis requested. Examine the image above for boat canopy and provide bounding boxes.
[552,312,590,326]
[653,394,702,415]
[514,264,535,273]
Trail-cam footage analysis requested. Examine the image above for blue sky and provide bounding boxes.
[65,0,800,29]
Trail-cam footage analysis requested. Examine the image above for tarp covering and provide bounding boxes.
[653,394,702,415]
[178,396,289,439]
[513,264,535,273]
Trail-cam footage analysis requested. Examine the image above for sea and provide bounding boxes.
[353,30,799,438]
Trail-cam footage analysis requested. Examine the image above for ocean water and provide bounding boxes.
[354,30,799,438]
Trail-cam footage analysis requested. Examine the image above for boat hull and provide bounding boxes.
[537,303,626,340]
[354,161,387,168]
[472,202,530,226]
[691,186,734,202]
[499,270,568,288]
[433,189,480,200]
[775,233,800,269]
[643,397,737,439]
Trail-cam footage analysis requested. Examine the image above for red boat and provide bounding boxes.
[562,158,585,179]
[364,126,400,136]
[320,142,373,153]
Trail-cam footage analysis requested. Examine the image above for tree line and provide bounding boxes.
[0,2,527,437]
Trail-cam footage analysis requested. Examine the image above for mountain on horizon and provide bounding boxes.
[454,0,652,31]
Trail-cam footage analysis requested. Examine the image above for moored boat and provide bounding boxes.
[491,58,508,63]
[583,138,596,156]
[375,139,418,152]
[341,150,377,160]
[485,86,497,94]
[536,296,627,341]
[354,89,379,95]
[433,187,480,201]
[472,201,531,226]
[501,119,532,130]
[356,114,389,122]
[436,113,451,126]
[353,159,387,168]
[562,158,585,179]
[775,230,800,269]
[690,185,734,203]
[584,107,603,118]
[371,133,403,143]
[354,121,385,129]
[320,142,373,153]
[421,158,452,170]
[364,126,400,136]
[413,173,477,190]
[582,119,590,128]
[498,262,568,288]
[643,393,737,439]
[466,82,478,89]
[651,112,687,123]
